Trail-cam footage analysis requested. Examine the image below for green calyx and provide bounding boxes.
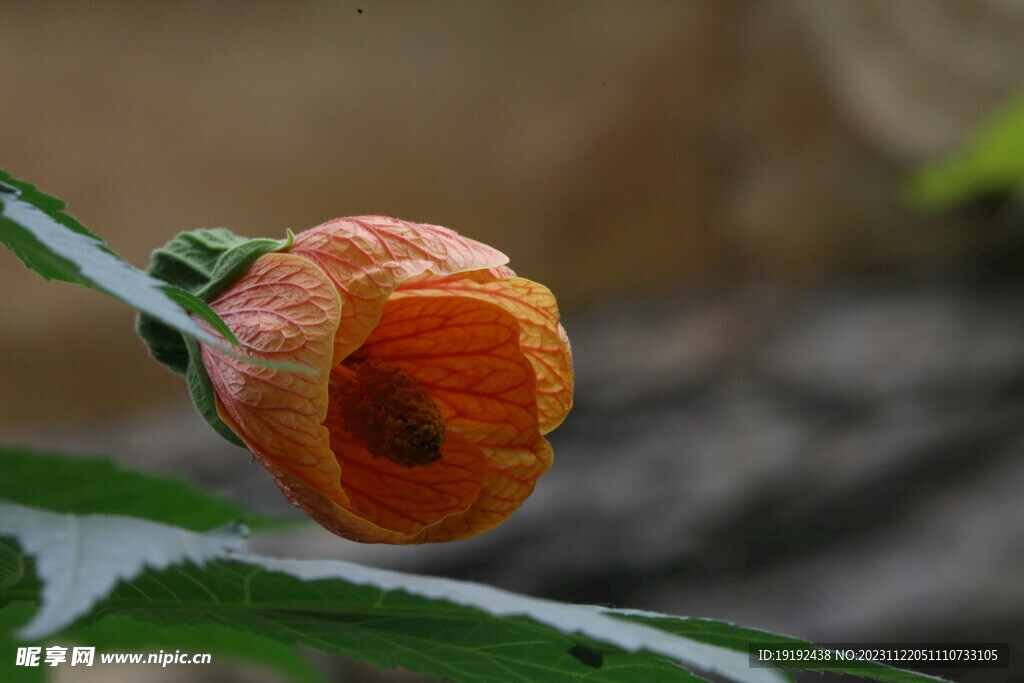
[136,228,295,447]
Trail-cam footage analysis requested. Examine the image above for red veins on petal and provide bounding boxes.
[344,294,553,542]
[350,295,540,447]
[200,253,347,502]
[290,216,509,363]
[394,274,574,433]
[416,440,554,543]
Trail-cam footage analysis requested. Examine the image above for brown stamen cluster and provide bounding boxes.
[334,356,446,467]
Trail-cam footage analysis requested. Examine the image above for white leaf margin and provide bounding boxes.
[0,501,246,640]
[0,501,786,683]
[243,554,788,683]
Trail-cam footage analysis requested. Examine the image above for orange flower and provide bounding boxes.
[196,216,573,543]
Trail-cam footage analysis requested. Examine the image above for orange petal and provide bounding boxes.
[415,439,554,543]
[350,295,540,448]
[289,216,509,364]
[250,456,423,543]
[394,275,574,433]
[199,253,346,498]
[345,294,552,541]
[458,264,518,282]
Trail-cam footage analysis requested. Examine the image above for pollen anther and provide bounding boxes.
[334,356,446,467]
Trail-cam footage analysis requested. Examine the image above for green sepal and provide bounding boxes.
[184,336,245,448]
[136,228,294,374]
[136,228,294,445]
[136,304,191,373]
[197,230,295,300]
[146,228,249,294]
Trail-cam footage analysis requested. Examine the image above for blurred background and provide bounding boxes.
[2,1,1024,681]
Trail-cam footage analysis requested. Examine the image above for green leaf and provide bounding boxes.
[605,610,950,683]
[0,168,232,352]
[908,93,1024,209]
[31,558,714,682]
[224,555,759,682]
[0,539,24,592]
[96,554,952,683]
[0,446,287,531]
[2,504,940,683]
[0,168,309,374]
[0,507,782,682]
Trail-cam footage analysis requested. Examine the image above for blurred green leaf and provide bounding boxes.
[0,446,291,531]
[908,94,1024,209]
